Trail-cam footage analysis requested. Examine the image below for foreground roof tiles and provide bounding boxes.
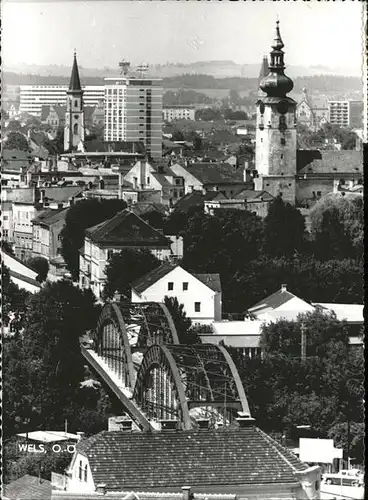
[297,150,362,175]
[76,427,308,490]
[3,474,52,500]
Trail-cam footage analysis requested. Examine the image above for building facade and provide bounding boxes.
[104,76,163,159]
[19,85,104,117]
[64,53,85,152]
[328,100,363,129]
[255,21,297,204]
[79,210,173,299]
[132,264,222,325]
[163,105,195,122]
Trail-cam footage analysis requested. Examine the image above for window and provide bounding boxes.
[280,138,286,145]
[74,100,78,108]
[147,177,150,185]
[194,302,201,312]
[183,282,188,291]
[168,282,174,291]
[84,464,88,482]
[73,123,78,135]
[79,461,83,480]
[317,191,322,197]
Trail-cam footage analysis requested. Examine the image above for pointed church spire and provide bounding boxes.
[258,55,269,96]
[272,20,284,51]
[68,52,82,92]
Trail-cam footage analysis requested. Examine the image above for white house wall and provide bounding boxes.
[169,163,204,194]
[66,452,95,493]
[132,266,220,324]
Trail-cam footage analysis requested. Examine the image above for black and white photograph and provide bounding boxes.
[1,1,365,499]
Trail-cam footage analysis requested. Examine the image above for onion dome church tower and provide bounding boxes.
[255,21,297,204]
[64,52,85,152]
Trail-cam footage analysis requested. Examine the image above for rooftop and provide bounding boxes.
[85,209,170,248]
[183,163,245,185]
[32,208,68,226]
[248,285,300,313]
[75,427,308,491]
[132,264,222,294]
[297,150,362,175]
[3,474,52,500]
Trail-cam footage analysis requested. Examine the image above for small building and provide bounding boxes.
[296,150,363,206]
[131,263,222,325]
[163,105,195,122]
[79,210,174,300]
[57,425,321,499]
[41,104,66,131]
[204,189,274,218]
[199,320,263,358]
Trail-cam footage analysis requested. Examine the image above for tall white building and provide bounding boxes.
[19,85,104,117]
[328,100,363,129]
[104,76,163,159]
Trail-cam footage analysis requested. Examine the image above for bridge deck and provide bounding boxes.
[81,346,157,431]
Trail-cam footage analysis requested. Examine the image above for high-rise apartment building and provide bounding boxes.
[328,100,363,129]
[104,76,163,159]
[19,85,104,117]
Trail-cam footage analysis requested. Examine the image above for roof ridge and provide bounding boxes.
[255,428,303,473]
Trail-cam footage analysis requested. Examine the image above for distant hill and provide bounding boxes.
[3,59,361,81]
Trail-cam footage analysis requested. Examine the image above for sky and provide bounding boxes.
[2,0,364,73]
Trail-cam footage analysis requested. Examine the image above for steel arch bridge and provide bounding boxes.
[81,301,251,431]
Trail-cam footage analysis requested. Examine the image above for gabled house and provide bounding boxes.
[41,104,66,131]
[170,162,253,198]
[131,263,222,325]
[121,160,185,206]
[247,284,363,346]
[79,210,174,300]
[61,425,321,499]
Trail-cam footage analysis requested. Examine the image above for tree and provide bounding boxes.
[263,197,307,258]
[4,132,29,152]
[260,308,350,359]
[60,198,127,280]
[309,193,363,260]
[44,127,65,154]
[103,248,161,300]
[2,280,101,438]
[163,296,199,344]
[26,256,49,282]
[2,265,30,333]
[171,129,185,142]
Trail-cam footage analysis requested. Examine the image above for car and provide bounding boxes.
[323,469,364,487]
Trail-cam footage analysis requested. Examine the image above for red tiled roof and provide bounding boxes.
[76,427,308,491]
[3,474,51,499]
[85,209,170,247]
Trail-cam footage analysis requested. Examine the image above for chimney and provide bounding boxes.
[236,416,256,428]
[281,284,287,292]
[182,486,191,500]
[160,419,178,431]
[76,431,85,441]
[197,419,210,430]
[96,483,107,494]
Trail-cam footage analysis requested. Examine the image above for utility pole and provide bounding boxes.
[301,322,307,361]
